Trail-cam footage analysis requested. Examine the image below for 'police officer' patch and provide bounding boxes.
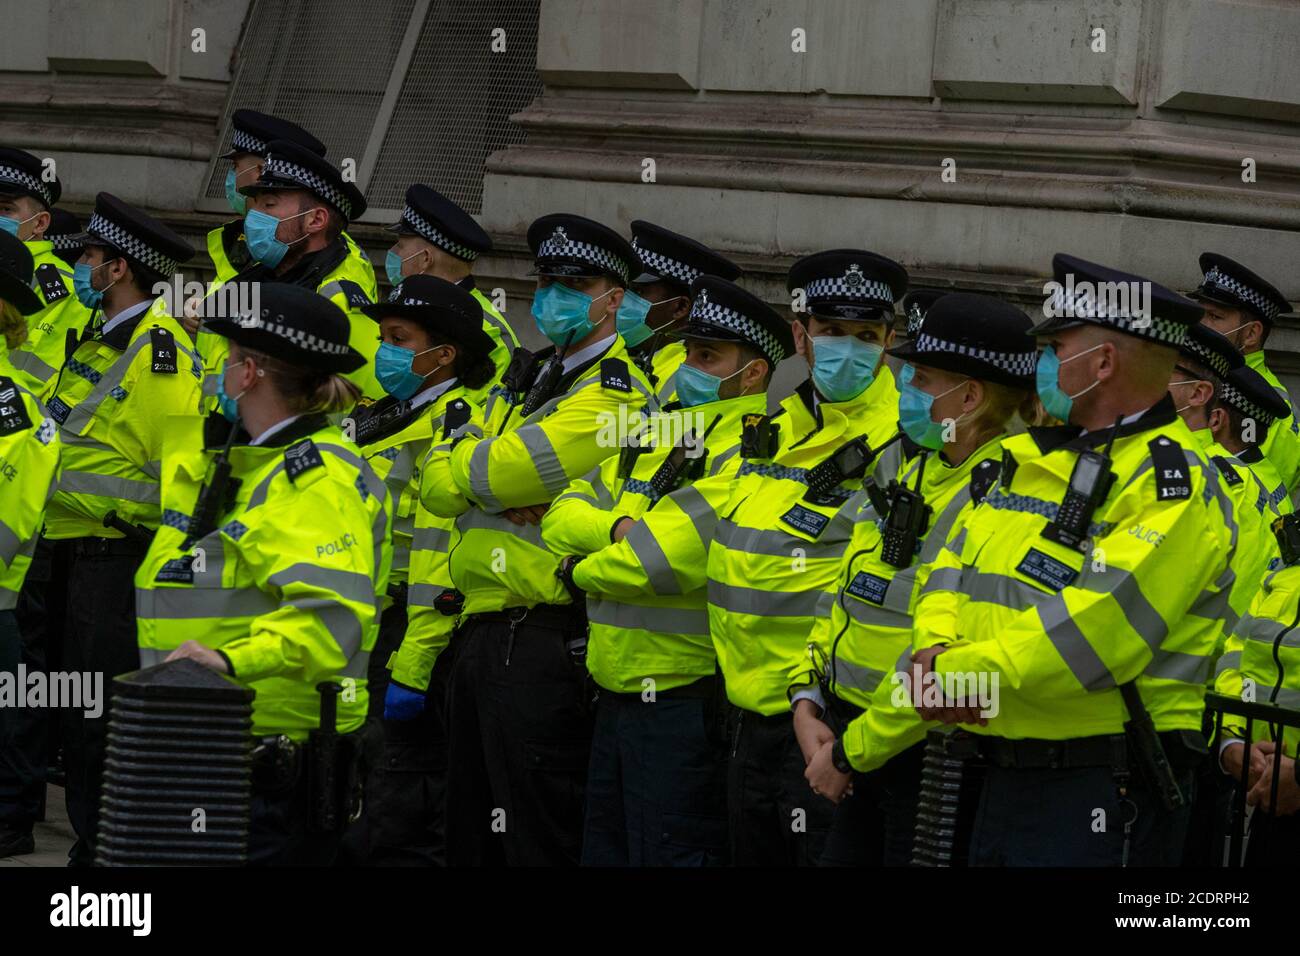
[284,439,325,482]
[845,570,890,606]
[1016,547,1078,592]
[155,554,197,585]
[780,503,829,538]
[149,327,178,374]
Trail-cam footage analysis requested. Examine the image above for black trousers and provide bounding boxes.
[967,762,1196,866]
[342,604,455,866]
[248,734,362,867]
[727,708,834,866]
[819,742,926,867]
[60,536,147,866]
[582,679,728,866]
[445,606,593,867]
[0,609,44,833]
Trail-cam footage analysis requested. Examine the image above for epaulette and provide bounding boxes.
[1210,455,1243,486]
[442,397,471,437]
[600,358,632,393]
[999,447,1018,488]
[284,438,326,483]
[969,456,1000,503]
[334,279,372,309]
[0,377,33,436]
[1148,435,1192,501]
[149,326,178,374]
[35,263,69,304]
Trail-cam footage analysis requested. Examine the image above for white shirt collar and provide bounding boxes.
[100,298,153,337]
[1079,405,1150,438]
[562,334,616,375]
[410,377,458,410]
[250,415,303,447]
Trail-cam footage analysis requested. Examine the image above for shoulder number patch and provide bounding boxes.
[600,358,632,393]
[969,457,1000,503]
[1210,455,1242,486]
[1016,547,1079,592]
[442,397,471,437]
[0,378,33,436]
[149,327,178,374]
[284,439,325,482]
[335,279,372,309]
[779,503,830,539]
[35,263,69,304]
[1148,436,1191,501]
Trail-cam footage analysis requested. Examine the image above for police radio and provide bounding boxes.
[1274,513,1300,567]
[880,455,933,569]
[804,432,900,501]
[1042,419,1120,551]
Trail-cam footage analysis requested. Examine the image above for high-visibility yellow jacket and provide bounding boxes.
[196,236,382,402]
[915,398,1237,739]
[207,221,377,298]
[356,384,481,694]
[629,339,686,408]
[702,369,902,716]
[135,413,392,739]
[1250,350,1300,494]
[803,433,1008,772]
[420,335,653,615]
[541,391,767,693]
[0,376,61,609]
[1214,564,1300,755]
[464,283,519,408]
[2,240,92,401]
[43,298,203,540]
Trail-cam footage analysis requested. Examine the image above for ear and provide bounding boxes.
[741,357,769,393]
[672,296,691,321]
[438,343,457,369]
[604,287,624,318]
[792,319,810,360]
[32,209,50,237]
[305,205,330,235]
[1194,380,1215,408]
[962,378,985,413]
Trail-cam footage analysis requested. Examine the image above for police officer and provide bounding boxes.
[616,221,741,406]
[0,147,92,400]
[346,275,495,865]
[795,293,1038,866]
[541,274,793,865]
[135,282,391,865]
[912,253,1235,866]
[384,184,518,406]
[420,213,653,865]
[44,209,84,269]
[196,139,381,400]
[0,232,60,858]
[900,289,944,339]
[40,193,201,865]
[1188,253,1298,494]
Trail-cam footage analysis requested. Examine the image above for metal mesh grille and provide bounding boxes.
[200,0,541,218]
[366,0,542,214]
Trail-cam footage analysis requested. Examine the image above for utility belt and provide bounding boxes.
[467,602,589,667]
[980,730,1205,772]
[68,533,153,559]
[250,728,364,834]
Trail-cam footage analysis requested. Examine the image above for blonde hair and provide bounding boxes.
[0,301,28,351]
[967,379,1046,435]
[242,346,361,415]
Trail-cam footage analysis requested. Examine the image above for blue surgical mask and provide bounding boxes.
[898,364,968,450]
[811,335,883,403]
[376,341,438,400]
[73,261,115,309]
[616,290,682,348]
[531,282,612,347]
[1035,343,1103,422]
[224,167,250,215]
[0,213,37,239]
[385,248,427,288]
[243,208,310,267]
[674,360,752,408]
[215,360,248,423]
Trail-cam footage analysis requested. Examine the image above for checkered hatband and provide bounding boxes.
[403,206,478,260]
[1046,284,1188,347]
[536,226,629,283]
[50,233,81,252]
[263,153,353,219]
[86,212,179,276]
[0,164,53,207]
[1218,380,1276,427]
[913,332,1037,378]
[689,288,784,366]
[804,264,893,304]
[230,128,269,156]
[234,306,352,358]
[1180,336,1234,380]
[1200,266,1282,322]
[632,238,698,286]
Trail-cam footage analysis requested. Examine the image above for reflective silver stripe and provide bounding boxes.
[382,447,416,497]
[140,458,163,480]
[707,579,823,617]
[1270,687,1300,710]
[247,463,287,508]
[1076,567,1167,651]
[7,348,58,382]
[586,597,709,635]
[589,470,613,508]
[411,527,450,553]
[480,307,514,345]
[137,647,168,667]
[1036,596,1114,691]
[138,586,279,619]
[670,484,716,552]
[554,491,597,506]
[709,445,740,476]
[267,563,377,607]
[341,648,371,679]
[714,518,802,559]
[919,488,973,564]
[1243,615,1300,649]
[874,440,904,485]
[515,424,571,497]
[842,593,908,629]
[280,595,365,658]
[392,546,410,569]
[831,657,887,695]
[58,470,158,504]
[1145,648,1212,685]
[407,583,442,608]
[921,566,964,594]
[61,333,152,434]
[456,505,545,546]
[468,439,504,510]
[656,369,677,405]
[966,571,1054,609]
[0,519,24,564]
[1214,650,1242,677]
[318,280,344,301]
[522,376,599,425]
[624,521,680,596]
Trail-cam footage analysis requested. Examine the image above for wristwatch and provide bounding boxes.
[830,738,853,775]
[555,555,585,604]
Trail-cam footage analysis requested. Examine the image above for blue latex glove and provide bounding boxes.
[384,682,426,721]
